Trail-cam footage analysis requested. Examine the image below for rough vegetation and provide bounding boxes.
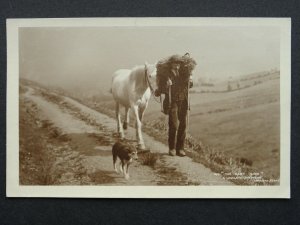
[156,54,197,94]
[139,152,159,167]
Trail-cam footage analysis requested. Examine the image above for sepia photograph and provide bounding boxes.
[6,18,291,198]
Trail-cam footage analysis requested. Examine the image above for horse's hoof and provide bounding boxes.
[137,144,146,150]
[118,132,125,139]
[123,122,128,130]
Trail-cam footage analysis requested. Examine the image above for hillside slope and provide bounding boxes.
[145,78,280,179]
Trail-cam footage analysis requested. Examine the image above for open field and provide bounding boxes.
[193,70,279,92]
[146,77,280,179]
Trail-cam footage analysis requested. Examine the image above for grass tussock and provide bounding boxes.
[139,152,159,168]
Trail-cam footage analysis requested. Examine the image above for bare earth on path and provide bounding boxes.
[20,85,233,186]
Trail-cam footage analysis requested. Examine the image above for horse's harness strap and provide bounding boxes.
[144,65,155,93]
[144,65,161,103]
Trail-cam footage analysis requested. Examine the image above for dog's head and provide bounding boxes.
[125,145,138,161]
[128,146,138,160]
[114,141,139,162]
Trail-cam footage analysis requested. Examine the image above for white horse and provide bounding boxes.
[111,62,157,149]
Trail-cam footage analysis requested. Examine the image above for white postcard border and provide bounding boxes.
[6,18,291,198]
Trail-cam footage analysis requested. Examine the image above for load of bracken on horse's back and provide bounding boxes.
[155,53,197,95]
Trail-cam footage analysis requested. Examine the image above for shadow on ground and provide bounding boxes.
[68,133,114,157]
[88,169,116,184]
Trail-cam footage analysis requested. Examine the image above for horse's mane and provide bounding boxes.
[129,65,145,85]
[131,65,145,74]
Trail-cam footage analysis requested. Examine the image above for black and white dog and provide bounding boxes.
[112,141,138,179]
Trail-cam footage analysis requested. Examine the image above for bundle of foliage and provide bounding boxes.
[156,53,197,94]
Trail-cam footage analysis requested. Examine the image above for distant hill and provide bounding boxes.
[193,69,280,93]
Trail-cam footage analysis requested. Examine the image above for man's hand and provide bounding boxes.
[154,89,161,97]
[167,78,173,86]
[189,76,193,88]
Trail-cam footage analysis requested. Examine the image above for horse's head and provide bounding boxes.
[144,61,157,79]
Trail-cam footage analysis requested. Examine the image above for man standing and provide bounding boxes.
[155,54,194,157]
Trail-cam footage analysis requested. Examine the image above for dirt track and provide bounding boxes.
[20,86,233,186]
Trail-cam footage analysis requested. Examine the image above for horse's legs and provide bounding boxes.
[138,103,148,122]
[123,107,130,130]
[116,102,124,139]
[132,105,145,149]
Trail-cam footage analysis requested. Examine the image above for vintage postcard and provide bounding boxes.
[6,18,291,198]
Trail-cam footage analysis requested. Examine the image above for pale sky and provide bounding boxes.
[19,26,280,91]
